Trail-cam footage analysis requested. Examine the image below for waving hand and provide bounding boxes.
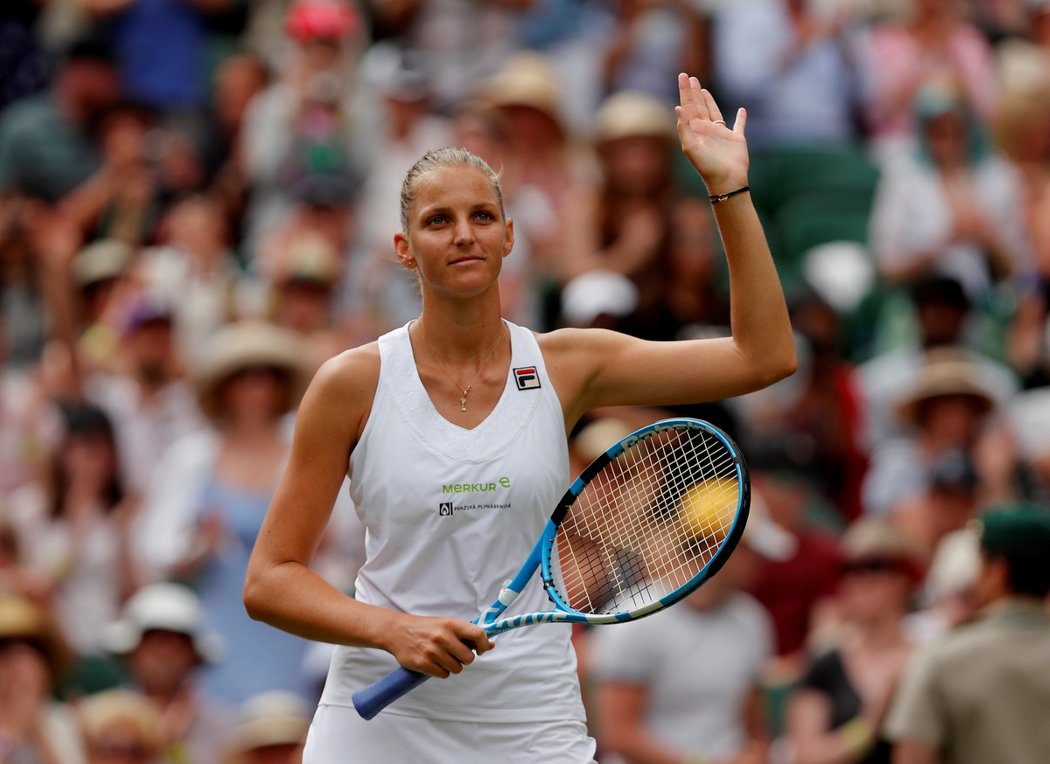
[675,73,750,197]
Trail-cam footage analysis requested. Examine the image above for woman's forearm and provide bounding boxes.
[715,192,796,384]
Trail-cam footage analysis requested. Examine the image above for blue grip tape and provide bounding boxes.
[352,666,431,720]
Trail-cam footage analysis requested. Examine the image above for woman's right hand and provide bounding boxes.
[384,614,495,679]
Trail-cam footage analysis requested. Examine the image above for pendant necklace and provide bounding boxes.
[419,325,505,412]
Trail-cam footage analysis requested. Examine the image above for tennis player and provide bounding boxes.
[244,74,796,762]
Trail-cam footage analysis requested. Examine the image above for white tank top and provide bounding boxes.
[320,320,585,723]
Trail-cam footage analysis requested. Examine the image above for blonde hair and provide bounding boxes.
[398,147,505,232]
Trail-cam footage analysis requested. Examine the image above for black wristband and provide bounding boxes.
[709,185,750,204]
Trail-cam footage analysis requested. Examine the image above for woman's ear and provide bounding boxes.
[394,233,416,269]
[503,219,515,258]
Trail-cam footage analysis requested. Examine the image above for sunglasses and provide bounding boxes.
[842,558,906,576]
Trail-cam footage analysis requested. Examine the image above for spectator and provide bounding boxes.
[86,296,206,496]
[857,274,1017,449]
[885,506,1050,764]
[865,0,1000,161]
[6,404,140,656]
[78,0,233,116]
[267,230,350,373]
[0,594,82,763]
[711,0,870,148]
[562,89,702,340]
[862,348,1003,517]
[134,320,314,704]
[240,0,372,260]
[589,495,796,764]
[77,689,164,764]
[0,35,120,204]
[102,582,237,762]
[869,78,1029,302]
[136,194,246,365]
[786,519,923,764]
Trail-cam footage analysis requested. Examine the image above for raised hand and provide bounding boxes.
[675,73,750,197]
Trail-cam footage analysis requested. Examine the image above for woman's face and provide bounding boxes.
[925,111,969,167]
[219,366,290,424]
[396,166,513,298]
[61,433,117,488]
[837,557,913,623]
[601,135,670,196]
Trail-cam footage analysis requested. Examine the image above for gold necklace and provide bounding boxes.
[418,324,505,412]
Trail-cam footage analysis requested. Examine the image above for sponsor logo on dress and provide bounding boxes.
[513,366,541,390]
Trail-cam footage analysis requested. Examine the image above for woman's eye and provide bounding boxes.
[474,211,494,221]
[427,215,448,226]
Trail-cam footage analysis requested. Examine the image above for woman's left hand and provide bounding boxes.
[675,73,750,196]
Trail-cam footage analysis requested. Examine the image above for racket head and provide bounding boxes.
[541,417,749,622]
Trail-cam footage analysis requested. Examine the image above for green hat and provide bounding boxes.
[977,505,1050,555]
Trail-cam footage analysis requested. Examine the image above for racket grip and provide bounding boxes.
[352,666,431,720]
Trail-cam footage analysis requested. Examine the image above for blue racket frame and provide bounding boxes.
[352,417,750,719]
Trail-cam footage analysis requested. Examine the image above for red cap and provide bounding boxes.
[285,0,359,43]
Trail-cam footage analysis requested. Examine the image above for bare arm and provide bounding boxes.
[546,74,795,428]
[596,682,691,764]
[243,349,493,678]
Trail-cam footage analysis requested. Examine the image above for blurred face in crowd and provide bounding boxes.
[915,394,987,446]
[214,54,269,132]
[218,366,292,426]
[837,556,914,624]
[925,111,969,168]
[126,320,175,388]
[61,430,118,494]
[61,60,120,129]
[128,629,199,694]
[600,135,671,197]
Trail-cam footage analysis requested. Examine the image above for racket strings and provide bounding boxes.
[553,427,740,615]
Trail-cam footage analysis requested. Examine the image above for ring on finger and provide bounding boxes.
[714,120,726,126]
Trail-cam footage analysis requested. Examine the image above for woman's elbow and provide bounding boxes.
[755,345,798,389]
[242,563,271,621]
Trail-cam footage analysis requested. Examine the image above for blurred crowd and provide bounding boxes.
[1,0,1050,762]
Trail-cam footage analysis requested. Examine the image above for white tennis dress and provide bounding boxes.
[305,320,595,763]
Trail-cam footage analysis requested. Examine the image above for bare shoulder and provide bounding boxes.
[535,327,626,425]
[299,341,381,446]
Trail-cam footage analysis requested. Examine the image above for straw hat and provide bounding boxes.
[194,321,311,421]
[0,595,73,678]
[101,582,224,664]
[594,90,676,145]
[841,518,925,581]
[895,349,996,425]
[78,689,164,753]
[476,52,564,123]
[224,691,310,759]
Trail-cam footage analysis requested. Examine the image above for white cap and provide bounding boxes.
[560,269,639,327]
[102,582,224,663]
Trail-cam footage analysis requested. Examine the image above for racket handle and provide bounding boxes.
[352,666,431,720]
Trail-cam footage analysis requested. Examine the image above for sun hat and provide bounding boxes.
[193,320,310,421]
[475,52,565,126]
[78,689,164,753]
[225,691,310,757]
[895,348,996,425]
[841,518,925,581]
[0,595,73,678]
[101,582,224,663]
[593,90,676,145]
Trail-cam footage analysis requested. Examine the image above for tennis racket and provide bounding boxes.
[352,416,750,720]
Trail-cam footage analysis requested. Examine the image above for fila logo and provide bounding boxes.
[513,366,541,390]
